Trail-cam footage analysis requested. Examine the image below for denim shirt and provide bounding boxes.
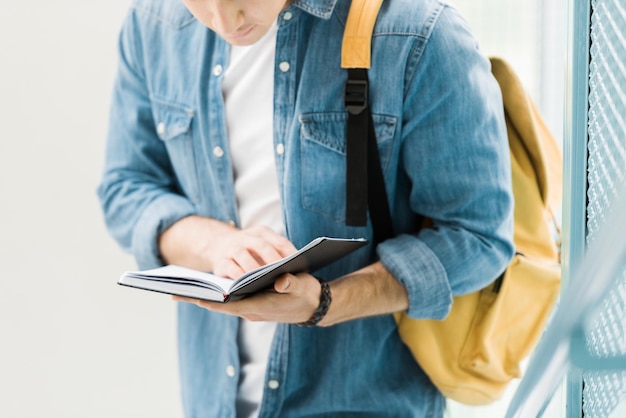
[98,0,514,416]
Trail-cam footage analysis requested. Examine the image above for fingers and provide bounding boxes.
[274,275,292,293]
[274,273,320,296]
[212,237,282,277]
[215,247,263,278]
[173,273,321,324]
[273,274,321,321]
[242,226,297,260]
[238,234,286,266]
[212,226,297,278]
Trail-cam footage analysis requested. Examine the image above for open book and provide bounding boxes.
[118,236,367,303]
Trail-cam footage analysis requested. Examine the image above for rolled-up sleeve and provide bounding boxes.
[378,7,515,320]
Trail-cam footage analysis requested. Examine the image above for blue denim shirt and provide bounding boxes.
[98,0,514,416]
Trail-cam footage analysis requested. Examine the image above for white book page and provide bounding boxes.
[130,265,236,293]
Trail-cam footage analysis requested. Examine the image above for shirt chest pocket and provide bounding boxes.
[299,112,397,222]
[151,101,201,203]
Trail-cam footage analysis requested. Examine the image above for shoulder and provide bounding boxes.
[369,0,480,65]
[116,0,211,79]
[128,0,196,30]
[375,0,469,38]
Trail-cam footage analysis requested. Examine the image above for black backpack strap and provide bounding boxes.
[342,0,392,243]
[345,68,370,227]
[344,68,394,243]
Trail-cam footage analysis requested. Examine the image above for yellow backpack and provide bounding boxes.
[342,0,562,405]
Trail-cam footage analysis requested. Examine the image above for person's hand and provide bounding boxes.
[207,224,297,279]
[173,272,323,324]
[158,215,296,275]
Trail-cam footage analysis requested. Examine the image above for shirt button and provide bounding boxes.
[213,146,224,158]
[276,143,285,155]
[213,64,223,76]
[226,365,236,377]
[283,11,293,21]
[156,122,166,135]
[268,380,280,390]
[279,61,290,72]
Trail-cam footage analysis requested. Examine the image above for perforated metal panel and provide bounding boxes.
[582,0,626,416]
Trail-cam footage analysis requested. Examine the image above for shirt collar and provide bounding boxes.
[291,0,339,20]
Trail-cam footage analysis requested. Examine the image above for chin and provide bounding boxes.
[223,26,267,46]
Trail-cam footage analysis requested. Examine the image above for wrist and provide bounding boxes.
[296,277,332,327]
[317,262,409,327]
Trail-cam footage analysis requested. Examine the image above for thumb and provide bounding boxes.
[274,274,293,293]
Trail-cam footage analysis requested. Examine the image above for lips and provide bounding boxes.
[228,25,255,41]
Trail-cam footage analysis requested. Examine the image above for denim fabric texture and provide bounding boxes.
[98,0,515,416]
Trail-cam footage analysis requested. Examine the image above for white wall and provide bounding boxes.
[0,2,183,417]
[451,0,568,146]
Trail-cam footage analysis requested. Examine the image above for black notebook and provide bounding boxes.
[118,236,367,302]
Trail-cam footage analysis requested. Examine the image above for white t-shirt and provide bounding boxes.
[221,22,280,418]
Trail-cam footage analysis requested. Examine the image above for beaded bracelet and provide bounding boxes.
[296,278,332,327]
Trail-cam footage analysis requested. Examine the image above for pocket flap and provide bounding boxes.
[152,102,195,141]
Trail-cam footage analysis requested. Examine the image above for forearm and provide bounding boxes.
[318,261,409,327]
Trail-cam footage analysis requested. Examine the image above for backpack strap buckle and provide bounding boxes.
[345,69,369,115]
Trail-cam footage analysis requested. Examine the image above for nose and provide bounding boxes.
[209,1,244,35]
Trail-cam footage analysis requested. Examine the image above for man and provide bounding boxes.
[98,0,514,416]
